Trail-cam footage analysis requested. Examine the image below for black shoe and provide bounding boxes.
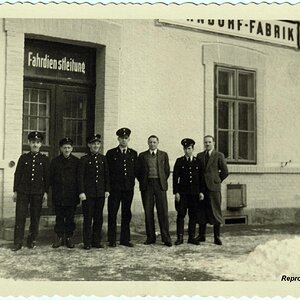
[108,242,116,247]
[195,235,206,242]
[52,237,64,248]
[175,235,183,245]
[144,240,156,245]
[120,241,134,247]
[164,241,172,247]
[188,237,200,245]
[66,237,75,249]
[92,242,104,248]
[83,244,91,250]
[27,239,36,249]
[214,237,222,245]
[12,244,22,251]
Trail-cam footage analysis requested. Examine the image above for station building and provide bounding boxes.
[0,19,300,239]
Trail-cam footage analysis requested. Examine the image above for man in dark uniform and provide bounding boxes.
[173,138,204,246]
[78,134,110,250]
[12,131,50,251]
[50,138,80,249]
[196,135,228,245]
[106,128,138,248]
[137,135,172,247]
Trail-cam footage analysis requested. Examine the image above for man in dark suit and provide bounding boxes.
[12,131,50,251]
[196,135,228,245]
[137,135,172,247]
[173,138,203,246]
[106,128,138,248]
[78,134,110,250]
[50,137,80,249]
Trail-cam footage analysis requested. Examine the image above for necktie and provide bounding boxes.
[205,151,209,166]
[152,151,155,157]
[122,149,126,155]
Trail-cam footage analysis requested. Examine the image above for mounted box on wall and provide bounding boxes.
[227,184,247,210]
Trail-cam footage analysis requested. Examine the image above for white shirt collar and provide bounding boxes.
[119,146,128,153]
[185,155,194,161]
[149,149,158,155]
[207,149,213,156]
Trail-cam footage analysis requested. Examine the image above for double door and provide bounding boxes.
[22,81,95,210]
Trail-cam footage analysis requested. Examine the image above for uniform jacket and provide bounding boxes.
[197,150,228,192]
[50,154,80,206]
[14,152,50,195]
[137,149,170,191]
[173,156,203,195]
[78,152,110,198]
[106,147,138,191]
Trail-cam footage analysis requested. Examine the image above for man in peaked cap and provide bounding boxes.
[106,128,138,247]
[50,137,80,249]
[78,133,110,250]
[12,131,50,251]
[173,138,204,246]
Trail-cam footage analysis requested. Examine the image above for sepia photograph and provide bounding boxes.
[0,16,299,291]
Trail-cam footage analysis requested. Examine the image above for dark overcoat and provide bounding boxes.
[197,150,228,224]
[50,154,80,206]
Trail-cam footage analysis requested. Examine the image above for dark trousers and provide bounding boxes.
[54,205,76,238]
[82,197,105,246]
[141,178,171,243]
[14,193,43,245]
[198,189,223,225]
[175,194,199,238]
[107,190,134,243]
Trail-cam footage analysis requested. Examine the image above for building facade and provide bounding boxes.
[0,19,300,238]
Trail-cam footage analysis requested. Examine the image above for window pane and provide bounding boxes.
[218,130,230,159]
[62,91,87,147]
[218,101,229,129]
[38,118,46,132]
[39,90,48,103]
[31,89,38,102]
[238,72,255,98]
[31,103,38,116]
[239,132,255,160]
[30,117,37,130]
[24,89,30,103]
[39,104,47,117]
[239,103,255,131]
[218,69,235,96]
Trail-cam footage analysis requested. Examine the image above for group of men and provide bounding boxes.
[12,128,228,251]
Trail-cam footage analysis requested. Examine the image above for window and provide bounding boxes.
[23,87,50,145]
[215,66,256,163]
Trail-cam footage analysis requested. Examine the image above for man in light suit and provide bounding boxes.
[197,135,228,245]
[137,135,172,247]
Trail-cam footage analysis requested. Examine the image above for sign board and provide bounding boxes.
[158,20,299,49]
[24,39,95,82]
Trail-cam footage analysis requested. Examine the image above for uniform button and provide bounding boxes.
[96,180,98,183]
[125,173,127,175]
[96,166,98,168]
[96,170,99,173]
[95,161,98,163]
[124,168,127,171]
[33,160,35,163]
[189,167,191,169]
[123,160,126,162]
[32,169,35,171]
[190,180,192,183]
[32,164,35,167]
[32,178,34,181]
[32,173,34,176]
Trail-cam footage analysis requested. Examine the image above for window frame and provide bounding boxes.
[215,64,257,164]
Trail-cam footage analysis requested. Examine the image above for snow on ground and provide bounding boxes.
[211,236,300,281]
[0,226,299,281]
